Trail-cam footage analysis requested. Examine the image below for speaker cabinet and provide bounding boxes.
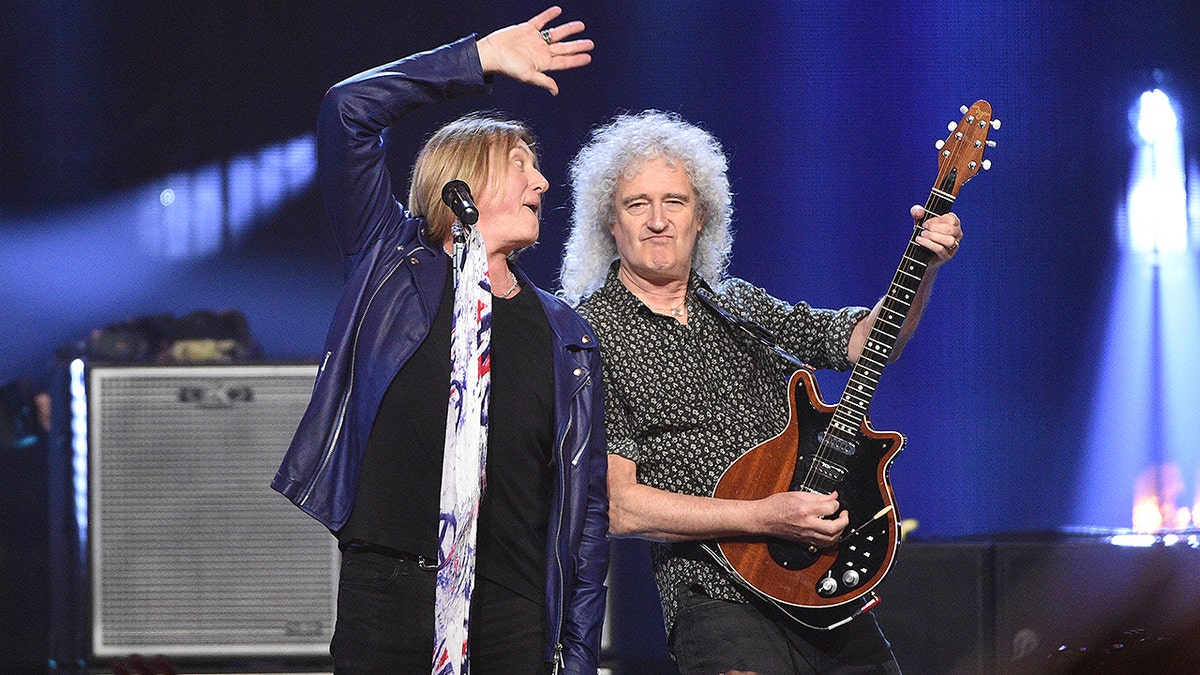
[992,536,1200,673]
[78,363,335,661]
[873,541,994,675]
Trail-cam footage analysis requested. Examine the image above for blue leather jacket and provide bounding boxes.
[271,36,608,674]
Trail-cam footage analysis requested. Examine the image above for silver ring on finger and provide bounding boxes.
[540,28,553,45]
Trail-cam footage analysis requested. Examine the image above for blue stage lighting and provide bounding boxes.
[1077,83,1199,533]
[70,359,89,549]
[136,135,316,259]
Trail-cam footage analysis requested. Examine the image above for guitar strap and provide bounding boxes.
[694,287,809,370]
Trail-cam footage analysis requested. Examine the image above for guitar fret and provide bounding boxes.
[836,397,866,413]
[845,382,875,400]
[862,341,889,356]
[839,401,868,418]
[858,351,886,368]
[842,385,871,402]
[826,425,858,444]
[871,318,901,335]
[831,422,860,438]
[851,372,880,389]
[850,369,878,385]
[855,366,883,382]
[891,276,922,293]
[854,371,883,388]
[858,353,887,370]
[871,319,900,335]
[837,399,866,416]
[830,419,858,436]
[843,388,872,405]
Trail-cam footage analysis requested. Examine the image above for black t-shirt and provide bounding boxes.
[339,261,554,603]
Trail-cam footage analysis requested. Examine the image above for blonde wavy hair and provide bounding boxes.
[559,110,733,305]
[408,111,538,243]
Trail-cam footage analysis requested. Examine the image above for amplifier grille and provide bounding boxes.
[88,364,335,658]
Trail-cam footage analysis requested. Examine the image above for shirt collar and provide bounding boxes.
[598,261,713,318]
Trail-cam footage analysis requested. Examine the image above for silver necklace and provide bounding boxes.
[496,269,519,299]
[649,300,685,318]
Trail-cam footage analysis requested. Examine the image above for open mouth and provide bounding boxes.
[524,203,540,216]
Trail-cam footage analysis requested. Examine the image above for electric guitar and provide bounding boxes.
[706,101,998,629]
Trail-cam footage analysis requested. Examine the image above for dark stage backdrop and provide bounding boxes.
[2,0,1198,543]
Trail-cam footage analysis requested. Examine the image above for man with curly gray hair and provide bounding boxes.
[561,110,964,673]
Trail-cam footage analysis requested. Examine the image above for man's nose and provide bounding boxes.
[648,202,669,230]
[531,167,549,193]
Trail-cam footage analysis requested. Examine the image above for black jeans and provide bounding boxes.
[331,548,550,673]
[671,585,902,675]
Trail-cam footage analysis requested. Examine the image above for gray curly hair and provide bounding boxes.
[558,110,734,305]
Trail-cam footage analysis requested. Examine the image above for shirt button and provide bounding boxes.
[573,368,584,377]
[410,257,419,265]
[581,335,591,344]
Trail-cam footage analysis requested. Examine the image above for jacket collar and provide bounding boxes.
[512,264,597,351]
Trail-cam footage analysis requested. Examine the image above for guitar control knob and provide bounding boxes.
[842,570,861,587]
[818,576,838,596]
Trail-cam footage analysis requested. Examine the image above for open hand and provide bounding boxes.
[476,6,594,95]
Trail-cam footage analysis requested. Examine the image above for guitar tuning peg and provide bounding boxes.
[960,104,969,114]
[935,139,946,150]
[986,139,997,148]
[947,121,958,132]
[982,159,992,170]
[991,119,1002,130]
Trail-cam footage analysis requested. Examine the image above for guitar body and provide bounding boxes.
[712,369,904,627]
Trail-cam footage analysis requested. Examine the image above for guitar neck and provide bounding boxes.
[827,173,958,439]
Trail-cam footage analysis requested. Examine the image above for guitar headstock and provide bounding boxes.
[935,100,998,196]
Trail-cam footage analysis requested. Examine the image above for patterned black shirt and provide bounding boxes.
[577,264,868,634]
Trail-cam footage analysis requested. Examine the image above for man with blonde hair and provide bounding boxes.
[274,8,607,674]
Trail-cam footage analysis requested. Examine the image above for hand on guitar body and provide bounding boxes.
[608,454,847,551]
[754,489,848,550]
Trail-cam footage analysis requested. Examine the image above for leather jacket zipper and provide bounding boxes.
[299,243,420,506]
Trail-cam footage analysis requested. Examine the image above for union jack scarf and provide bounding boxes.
[433,224,492,675]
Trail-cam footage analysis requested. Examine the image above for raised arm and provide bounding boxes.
[849,205,962,363]
[317,6,594,257]
[316,37,489,257]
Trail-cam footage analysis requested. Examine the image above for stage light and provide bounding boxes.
[70,359,89,548]
[136,134,316,259]
[1124,88,1188,255]
[1136,89,1177,144]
